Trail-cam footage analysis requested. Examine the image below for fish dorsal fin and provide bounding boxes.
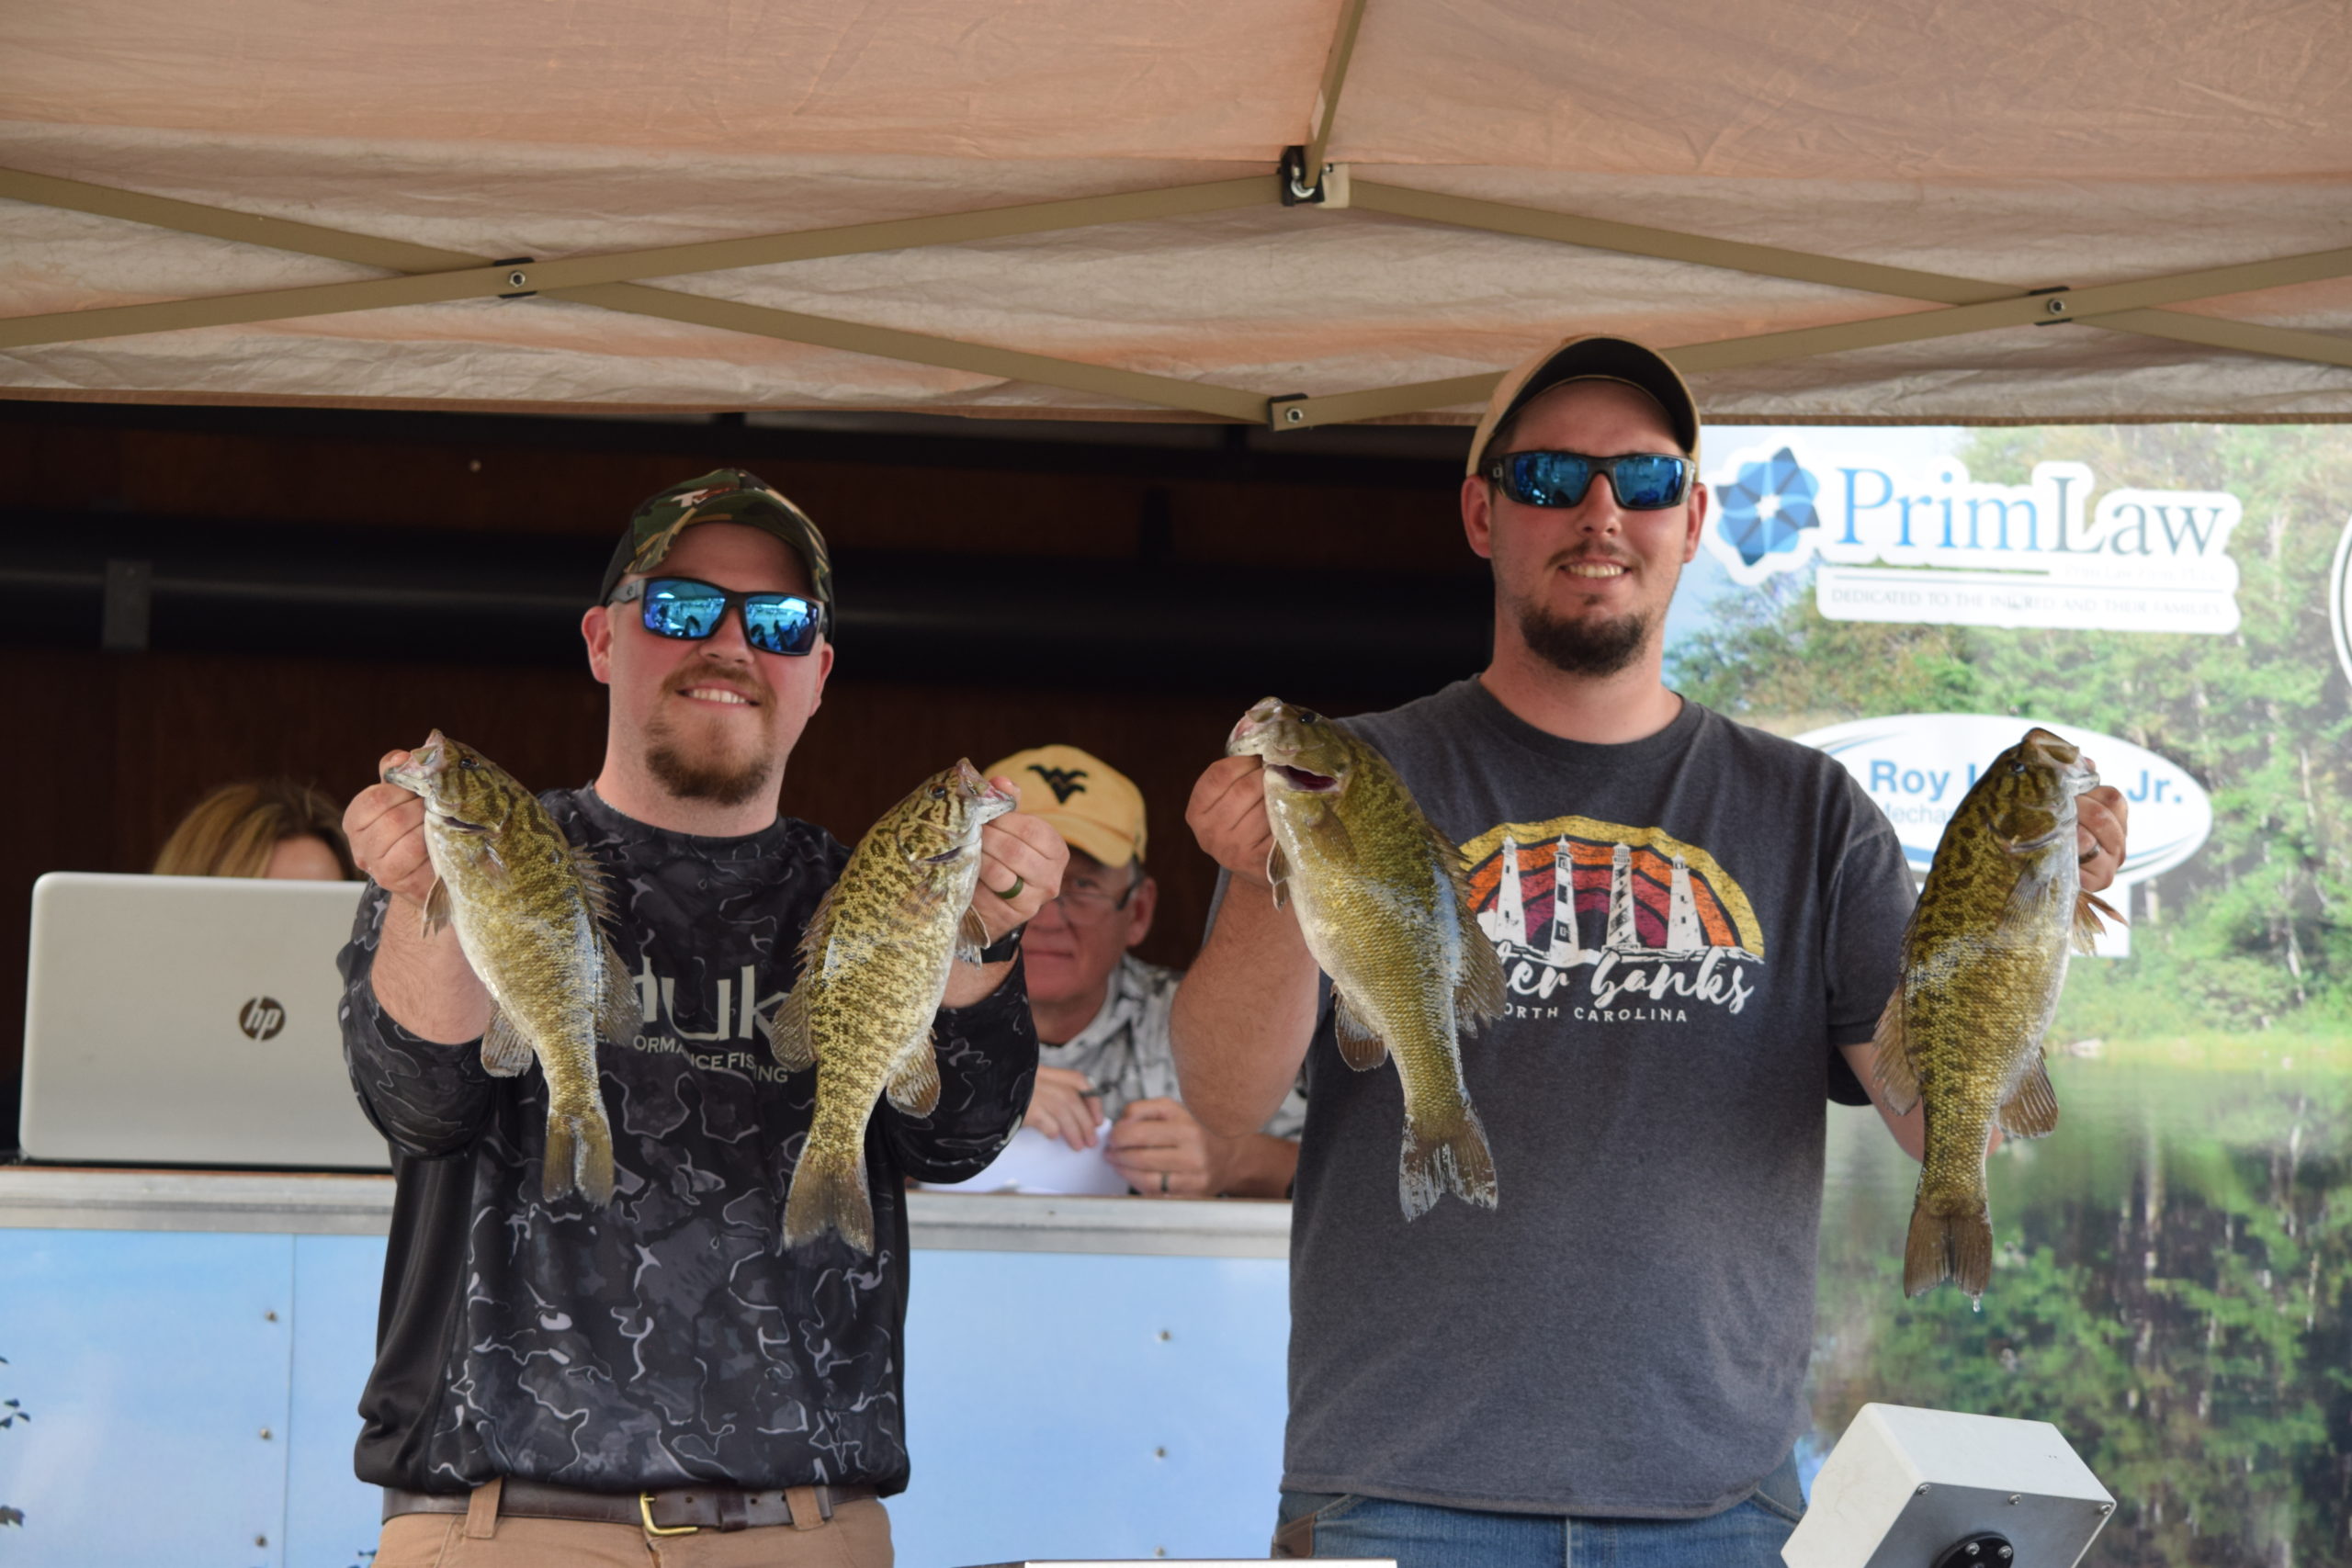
[795,881,841,968]
[1456,931,1508,1033]
[419,878,453,940]
[1997,1051,2062,1138]
[1265,844,1291,908]
[2072,890,2123,955]
[1870,984,1920,1115]
[887,1035,943,1115]
[956,904,991,964]
[481,1008,534,1077]
[763,883,840,1073]
[762,983,815,1072]
[596,935,639,1045]
[1330,989,1388,1070]
[570,841,618,927]
[1429,822,1507,1030]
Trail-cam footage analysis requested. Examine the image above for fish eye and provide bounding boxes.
[1298,709,1322,725]
[2009,760,2027,775]
[458,757,477,771]
[929,784,947,799]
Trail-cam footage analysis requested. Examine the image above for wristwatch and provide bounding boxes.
[976,925,1024,964]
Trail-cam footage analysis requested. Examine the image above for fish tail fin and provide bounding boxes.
[542,1104,616,1206]
[1905,1196,1993,1300]
[784,1145,875,1255]
[1398,1104,1498,1220]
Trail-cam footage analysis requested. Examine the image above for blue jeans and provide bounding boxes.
[1273,1455,1804,1568]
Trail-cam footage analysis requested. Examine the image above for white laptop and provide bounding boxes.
[19,872,390,1170]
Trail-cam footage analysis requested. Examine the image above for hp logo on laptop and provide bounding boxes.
[239,998,288,1042]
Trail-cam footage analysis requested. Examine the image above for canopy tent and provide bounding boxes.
[2,0,2348,427]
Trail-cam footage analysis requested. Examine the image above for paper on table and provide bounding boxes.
[924,1120,1130,1196]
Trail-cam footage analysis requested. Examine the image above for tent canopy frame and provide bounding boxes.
[3,0,2347,428]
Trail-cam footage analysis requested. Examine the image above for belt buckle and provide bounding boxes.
[640,1492,698,1537]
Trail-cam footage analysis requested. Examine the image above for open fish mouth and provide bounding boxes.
[2021,727,2098,790]
[382,729,450,791]
[1272,764,1341,794]
[952,758,1020,807]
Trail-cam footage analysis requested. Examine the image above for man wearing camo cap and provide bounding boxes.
[340,468,1064,1564]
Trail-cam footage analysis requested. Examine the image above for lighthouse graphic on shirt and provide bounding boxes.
[1460,817,1764,1024]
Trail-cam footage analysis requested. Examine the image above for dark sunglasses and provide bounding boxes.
[1485,451,1695,511]
[608,577,829,657]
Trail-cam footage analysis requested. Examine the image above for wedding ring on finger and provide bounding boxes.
[993,874,1025,900]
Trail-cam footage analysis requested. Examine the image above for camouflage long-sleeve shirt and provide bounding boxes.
[337,786,1037,1496]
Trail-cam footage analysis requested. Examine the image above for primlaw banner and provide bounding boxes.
[1676,422,2350,1004]
[1672,423,2352,1568]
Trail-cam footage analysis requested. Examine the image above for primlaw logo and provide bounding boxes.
[1797,714,2212,957]
[1702,443,2245,635]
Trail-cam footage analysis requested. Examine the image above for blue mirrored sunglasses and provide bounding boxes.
[1486,451,1694,511]
[608,577,828,657]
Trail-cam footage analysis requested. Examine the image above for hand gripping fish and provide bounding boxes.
[766,761,1018,1253]
[1228,698,1507,1219]
[382,732,632,1204]
[1874,726,2122,1299]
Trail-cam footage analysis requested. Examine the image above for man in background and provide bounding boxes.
[990,744,1300,1199]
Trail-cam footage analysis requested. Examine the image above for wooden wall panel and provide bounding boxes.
[0,406,1473,1147]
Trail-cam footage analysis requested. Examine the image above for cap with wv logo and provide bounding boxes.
[983,745,1148,868]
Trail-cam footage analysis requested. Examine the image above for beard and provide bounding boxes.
[1514,598,1654,678]
[639,666,780,807]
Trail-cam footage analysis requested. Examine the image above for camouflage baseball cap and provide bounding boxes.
[598,468,835,617]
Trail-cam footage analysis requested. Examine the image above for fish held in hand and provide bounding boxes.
[1875,726,2121,1300]
[382,731,632,1205]
[766,760,1018,1254]
[1227,697,1506,1220]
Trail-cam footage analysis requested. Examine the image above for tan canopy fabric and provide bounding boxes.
[2,0,2348,423]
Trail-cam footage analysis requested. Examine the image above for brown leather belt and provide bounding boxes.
[383,1477,876,1534]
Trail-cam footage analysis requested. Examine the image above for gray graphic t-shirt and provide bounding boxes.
[1282,680,1913,1517]
[338,787,1037,1495]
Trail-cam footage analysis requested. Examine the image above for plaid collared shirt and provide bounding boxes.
[1042,953,1306,1139]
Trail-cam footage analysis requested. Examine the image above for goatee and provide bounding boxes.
[643,739,775,807]
[640,663,780,807]
[1516,601,1652,678]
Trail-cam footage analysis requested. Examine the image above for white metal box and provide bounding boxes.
[1783,1404,2114,1568]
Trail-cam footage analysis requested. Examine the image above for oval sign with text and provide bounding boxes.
[1794,713,2211,885]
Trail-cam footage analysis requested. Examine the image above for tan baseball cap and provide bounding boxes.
[984,745,1148,868]
[1465,333,1700,477]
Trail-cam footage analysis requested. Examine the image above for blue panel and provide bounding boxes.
[898,1250,1291,1567]
[284,1235,390,1568]
[0,1229,294,1568]
[0,1229,1291,1567]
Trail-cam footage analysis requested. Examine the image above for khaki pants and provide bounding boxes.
[374,1494,892,1568]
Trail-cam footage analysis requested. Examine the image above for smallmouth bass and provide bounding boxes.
[383,732,631,1204]
[1875,726,2121,1299]
[767,760,1017,1253]
[1228,697,1506,1219]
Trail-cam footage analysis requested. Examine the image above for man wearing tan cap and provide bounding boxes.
[988,745,1301,1199]
[1174,338,2132,1565]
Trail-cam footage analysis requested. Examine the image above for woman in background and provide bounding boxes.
[153,779,358,881]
